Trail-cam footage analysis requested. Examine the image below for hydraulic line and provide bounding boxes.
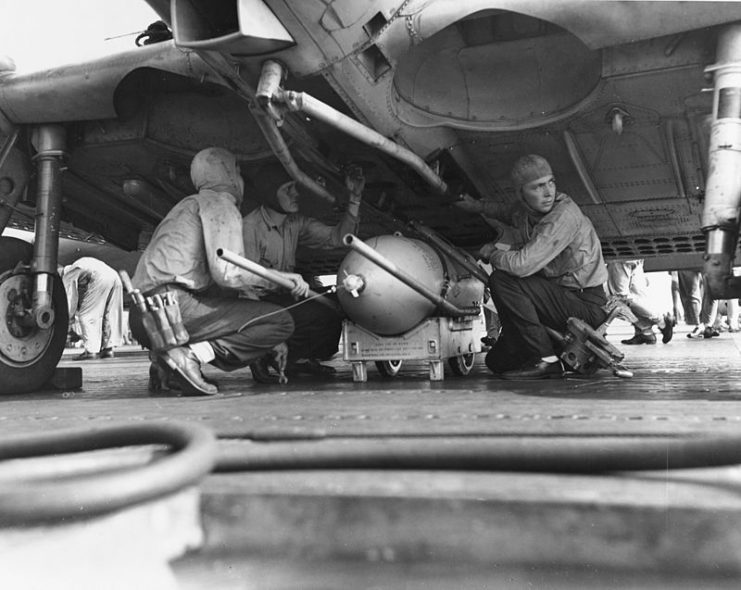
[214,434,741,473]
[0,421,217,526]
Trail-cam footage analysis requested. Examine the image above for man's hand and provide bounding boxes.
[345,164,365,205]
[282,272,310,299]
[477,242,497,261]
[453,193,483,214]
[477,241,511,261]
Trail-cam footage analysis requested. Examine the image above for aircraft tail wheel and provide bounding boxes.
[0,237,68,394]
[448,353,476,376]
[375,359,403,377]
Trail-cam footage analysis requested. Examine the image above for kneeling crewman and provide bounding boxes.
[130,147,304,395]
[455,154,608,379]
[242,166,365,382]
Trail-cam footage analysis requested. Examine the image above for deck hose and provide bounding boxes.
[0,421,216,526]
[214,432,741,473]
[1,422,740,525]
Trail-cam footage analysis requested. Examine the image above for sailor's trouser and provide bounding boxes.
[129,284,294,371]
[485,270,607,374]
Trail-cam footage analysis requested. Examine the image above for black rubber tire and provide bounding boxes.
[448,353,476,376]
[375,359,403,377]
[0,236,68,394]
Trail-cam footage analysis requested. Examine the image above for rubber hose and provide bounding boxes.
[0,421,217,526]
[215,434,741,473]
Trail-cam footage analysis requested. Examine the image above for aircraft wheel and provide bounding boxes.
[0,237,68,394]
[448,353,476,376]
[375,359,403,377]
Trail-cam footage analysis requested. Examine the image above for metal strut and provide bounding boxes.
[31,124,66,330]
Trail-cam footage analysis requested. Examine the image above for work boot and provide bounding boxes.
[501,359,563,380]
[99,347,115,359]
[659,314,675,344]
[162,346,218,395]
[287,359,337,377]
[250,344,290,384]
[149,359,217,394]
[250,357,281,384]
[703,326,720,339]
[75,350,100,360]
[621,332,656,345]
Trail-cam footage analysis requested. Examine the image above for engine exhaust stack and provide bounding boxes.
[702,23,741,299]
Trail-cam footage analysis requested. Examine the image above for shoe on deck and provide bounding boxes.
[250,357,281,384]
[99,347,115,359]
[659,314,675,344]
[500,359,563,380]
[287,359,337,377]
[621,332,657,345]
[75,351,100,360]
[162,347,218,395]
[703,327,720,339]
[149,359,217,394]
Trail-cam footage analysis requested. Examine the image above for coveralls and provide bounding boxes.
[479,193,608,373]
[62,257,124,355]
[130,150,294,371]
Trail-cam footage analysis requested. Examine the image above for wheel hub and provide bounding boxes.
[0,274,53,365]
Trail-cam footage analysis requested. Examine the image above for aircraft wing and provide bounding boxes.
[1,0,741,275]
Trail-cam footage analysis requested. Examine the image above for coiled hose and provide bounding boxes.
[0,421,216,526]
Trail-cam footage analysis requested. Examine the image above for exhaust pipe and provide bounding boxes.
[702,23,741,299]
[258,59,453,199]
[195,51,337,205]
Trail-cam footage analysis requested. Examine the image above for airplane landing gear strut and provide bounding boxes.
[0,124,69,394]
[31,124,66,329]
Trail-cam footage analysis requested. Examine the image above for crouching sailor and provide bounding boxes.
[455,154,607,379]
[242,165,365,382]
[129,147,301,394]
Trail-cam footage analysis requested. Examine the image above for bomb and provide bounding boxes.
[337,234,485,336]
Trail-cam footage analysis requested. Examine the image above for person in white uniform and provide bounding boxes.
[61,256,124,360]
